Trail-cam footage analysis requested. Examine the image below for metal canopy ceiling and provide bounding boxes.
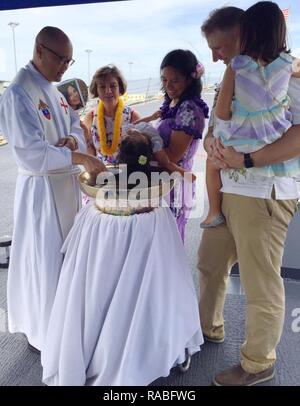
[0,0,125,11]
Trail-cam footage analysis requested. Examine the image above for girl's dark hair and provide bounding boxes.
[118,134,153,177]
[160,49,202,103]
[240,1,290,63]
[89,64,127,98]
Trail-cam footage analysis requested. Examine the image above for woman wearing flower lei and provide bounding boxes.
[135,49,209,242]
[84,64,140,165]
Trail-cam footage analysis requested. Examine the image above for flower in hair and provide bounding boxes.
[191,62,205,79]
[138,155,148,165]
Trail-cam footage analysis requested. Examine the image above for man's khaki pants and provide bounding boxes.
[198,192,298,373]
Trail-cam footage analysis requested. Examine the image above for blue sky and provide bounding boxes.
[0,0,299,84]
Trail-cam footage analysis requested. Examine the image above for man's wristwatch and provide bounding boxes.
[243,153,254,168]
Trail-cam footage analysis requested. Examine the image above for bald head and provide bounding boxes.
[33,26,73,82]
[35,26,71,51]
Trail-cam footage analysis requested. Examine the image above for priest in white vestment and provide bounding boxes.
[0,27,106,351]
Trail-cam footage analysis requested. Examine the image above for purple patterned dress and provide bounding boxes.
[156,96,209,241]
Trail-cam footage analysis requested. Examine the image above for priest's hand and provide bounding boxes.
[72,152,107,183]
[56,136,78,151]
[81,155,107,185]
[82,154,107,175]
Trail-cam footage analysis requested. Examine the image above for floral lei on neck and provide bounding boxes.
[97,96,125,156]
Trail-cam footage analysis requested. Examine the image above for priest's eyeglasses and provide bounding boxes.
[40,43,75,67]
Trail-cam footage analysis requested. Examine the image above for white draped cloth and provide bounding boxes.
[42,204,203,386]
[0,62,86,350]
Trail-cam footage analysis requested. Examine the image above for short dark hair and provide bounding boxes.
[89,64,127,98]
[240,1,289,63]
[160,49,202,103]
[201,6,244,35]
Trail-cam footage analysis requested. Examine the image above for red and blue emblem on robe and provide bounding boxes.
[38,99,51,120]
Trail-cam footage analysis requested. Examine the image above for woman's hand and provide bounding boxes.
[188,172,197,182]
[79,119,96,156]
[80,121,90,142]
[133,111,161,124]
[149,110,161,120]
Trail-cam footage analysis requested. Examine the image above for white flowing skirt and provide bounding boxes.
[42,204,203,386]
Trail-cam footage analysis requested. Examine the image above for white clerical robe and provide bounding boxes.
[0,62,86,350]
